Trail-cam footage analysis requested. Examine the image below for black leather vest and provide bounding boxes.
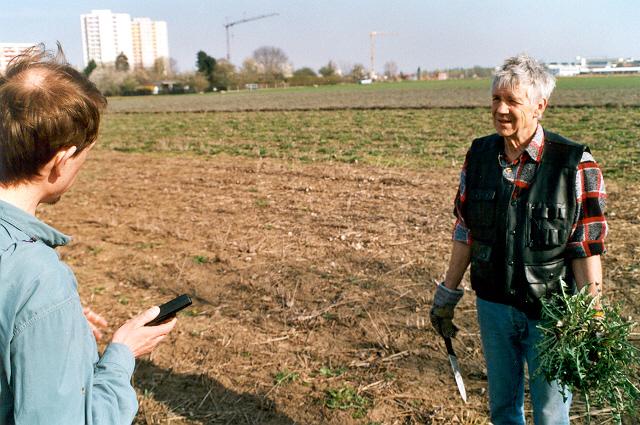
[464,130,586,318]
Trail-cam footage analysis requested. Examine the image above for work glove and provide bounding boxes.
[430,282,464,338]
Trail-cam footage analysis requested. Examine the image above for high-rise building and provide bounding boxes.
[0,43,35,73]
[131,18,169,69]
[80,9,169,71]
[80,10,133,67]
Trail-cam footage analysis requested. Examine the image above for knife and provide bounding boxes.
[444,337,468,403]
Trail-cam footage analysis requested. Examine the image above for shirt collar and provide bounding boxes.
[0,200,71,248]
[525,124,545,163]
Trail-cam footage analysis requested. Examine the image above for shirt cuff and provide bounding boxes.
[99,343,136,378]
[452,221,472,245]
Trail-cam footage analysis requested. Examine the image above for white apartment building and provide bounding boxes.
[131,18,169,69]
[80,9,169,71]
[80,10,133,67]
[0,43,35,73]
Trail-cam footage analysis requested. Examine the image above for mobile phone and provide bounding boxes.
[145,294,192,326]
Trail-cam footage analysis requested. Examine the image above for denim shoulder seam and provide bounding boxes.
[13,294,78,339]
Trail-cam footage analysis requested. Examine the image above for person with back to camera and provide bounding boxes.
[0,45,177,424]
[429,54,608,424]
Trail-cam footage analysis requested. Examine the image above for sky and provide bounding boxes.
[0,0,638,74]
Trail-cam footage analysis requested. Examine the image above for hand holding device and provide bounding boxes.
[145,294,192,326]
[111,294,191,358]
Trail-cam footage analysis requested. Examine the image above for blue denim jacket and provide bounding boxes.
[0,200,137,424]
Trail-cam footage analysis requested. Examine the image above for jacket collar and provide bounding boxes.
[0,200,71,248]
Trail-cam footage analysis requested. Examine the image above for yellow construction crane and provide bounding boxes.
[369,31,398,79]
[225,13,279,61]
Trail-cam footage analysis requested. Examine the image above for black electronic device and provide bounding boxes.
[145,294,192,326]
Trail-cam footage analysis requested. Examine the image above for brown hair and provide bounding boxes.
[0,43,107,185]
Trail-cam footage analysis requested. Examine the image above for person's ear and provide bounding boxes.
[535,97,548,119]
[48,146,78,181]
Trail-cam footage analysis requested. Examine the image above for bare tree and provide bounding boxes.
[252,46,289,81]
[90,66,128,96]
[349,63,367,82]
[169,58,178,75]
[152,58,171,79]
[238,58,260,85]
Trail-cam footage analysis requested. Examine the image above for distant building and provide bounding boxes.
[0,43,35,73]
[80,10,133,67]
[131,17,169,69]
[546,62,582,77]
[80,9,169,72]
[547,56,640,76]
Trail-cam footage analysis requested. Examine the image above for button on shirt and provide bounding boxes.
[453,125,608,258]
[0,200,138,424]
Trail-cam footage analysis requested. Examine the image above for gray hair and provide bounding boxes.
[492,54,556,103]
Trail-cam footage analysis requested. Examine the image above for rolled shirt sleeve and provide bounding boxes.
[452,149,472,245]
[565,151,608,258]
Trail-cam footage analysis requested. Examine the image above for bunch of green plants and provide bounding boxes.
[537,284,640,424]
[324,386,370,419]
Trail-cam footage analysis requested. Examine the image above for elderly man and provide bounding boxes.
[430,54,607,424]
[0,46,177,424]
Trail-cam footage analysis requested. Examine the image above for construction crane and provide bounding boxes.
[225,13,279,61]
[369,31,398,79]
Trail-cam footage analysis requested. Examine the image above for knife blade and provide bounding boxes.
[444,337,468,403]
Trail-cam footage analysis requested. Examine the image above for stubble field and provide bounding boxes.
[41,78,640,424]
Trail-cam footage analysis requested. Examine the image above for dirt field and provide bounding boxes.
[39,147,639,424]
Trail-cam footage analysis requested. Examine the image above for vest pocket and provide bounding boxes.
[523,258,566,301]
[470,242,492,289]
[527,203,568,250]
[466,190,496,228]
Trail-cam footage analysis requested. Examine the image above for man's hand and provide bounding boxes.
[83,307,108,341]
[112,306,177,358]
[430,282,464,338]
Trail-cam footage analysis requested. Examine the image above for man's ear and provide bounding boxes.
[535,97,548,118]
[48,146,78,181]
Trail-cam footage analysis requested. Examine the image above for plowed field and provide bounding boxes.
[40,89,640,424]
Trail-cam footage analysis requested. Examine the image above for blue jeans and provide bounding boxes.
[476,297,571,425]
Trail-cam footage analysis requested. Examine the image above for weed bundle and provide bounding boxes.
[536,284,640,424]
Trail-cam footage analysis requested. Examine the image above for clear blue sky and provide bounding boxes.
[1,0,638,73]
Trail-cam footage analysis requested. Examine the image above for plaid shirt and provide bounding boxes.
[453,124,607,258]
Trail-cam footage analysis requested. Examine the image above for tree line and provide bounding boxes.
[84,45,493,96]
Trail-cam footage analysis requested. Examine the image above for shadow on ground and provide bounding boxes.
[134,359,299,424]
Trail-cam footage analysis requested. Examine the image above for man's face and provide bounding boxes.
[491,84,544,139]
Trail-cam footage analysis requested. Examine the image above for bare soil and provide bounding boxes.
[40,150,639,424]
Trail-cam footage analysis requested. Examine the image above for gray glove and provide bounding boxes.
[430,282,464,338]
